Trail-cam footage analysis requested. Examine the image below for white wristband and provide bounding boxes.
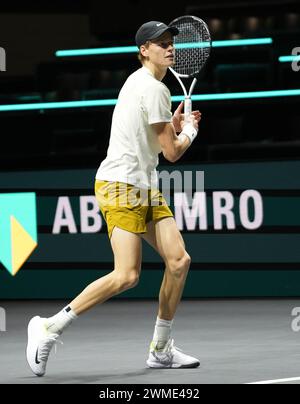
[178,133,190,145]
[180,123,198,145]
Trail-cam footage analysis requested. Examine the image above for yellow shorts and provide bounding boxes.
[95,180,174,239]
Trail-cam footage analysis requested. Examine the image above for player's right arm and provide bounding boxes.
[152,116,199,163]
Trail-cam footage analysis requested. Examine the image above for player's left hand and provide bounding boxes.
[173,101,202,132]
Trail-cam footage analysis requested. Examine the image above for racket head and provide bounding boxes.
[169,15,211,78]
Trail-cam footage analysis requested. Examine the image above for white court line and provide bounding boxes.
[247,376,300,384]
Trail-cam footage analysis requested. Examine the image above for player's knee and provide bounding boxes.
[115,271,140,291]
[168,252,191,279]
[185,252,192,268]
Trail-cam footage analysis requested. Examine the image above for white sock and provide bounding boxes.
[46,306,78,334]
[152,317,173,350]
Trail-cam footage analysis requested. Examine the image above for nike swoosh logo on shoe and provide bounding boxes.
[35,349,41,364]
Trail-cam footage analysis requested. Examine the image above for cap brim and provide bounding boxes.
[149,26,179,41]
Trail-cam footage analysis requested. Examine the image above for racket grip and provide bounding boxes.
[184,97,192,123]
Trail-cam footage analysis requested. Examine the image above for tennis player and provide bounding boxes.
[26,20,202,376]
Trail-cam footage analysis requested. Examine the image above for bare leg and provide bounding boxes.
[143,219,200,368]
[70,227,142,315]
[142,217,191,321]
[158,264,189,321]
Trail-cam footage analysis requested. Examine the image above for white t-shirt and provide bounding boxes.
[95,66,172,189]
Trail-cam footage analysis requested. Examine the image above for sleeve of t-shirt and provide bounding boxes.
[143,83,173,125]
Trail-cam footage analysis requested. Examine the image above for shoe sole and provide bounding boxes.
[147,360,200,369]
[26,316,45,377]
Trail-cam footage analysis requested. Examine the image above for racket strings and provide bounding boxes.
[170,17,211,77]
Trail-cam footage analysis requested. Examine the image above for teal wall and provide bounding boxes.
[0,160,300,298]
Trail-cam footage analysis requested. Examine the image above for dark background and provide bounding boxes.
[0,0,299,171]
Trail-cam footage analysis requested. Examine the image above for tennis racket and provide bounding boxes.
[168,15,211,123]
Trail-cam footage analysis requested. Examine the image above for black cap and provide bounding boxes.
[135,21,179,48]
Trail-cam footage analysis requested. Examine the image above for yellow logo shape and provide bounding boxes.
[10,216,37,276]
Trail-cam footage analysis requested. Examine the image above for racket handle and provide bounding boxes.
[184,97,192,123]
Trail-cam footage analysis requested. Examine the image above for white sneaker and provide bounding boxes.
[26,316,61,377]
[146,338,200,369]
